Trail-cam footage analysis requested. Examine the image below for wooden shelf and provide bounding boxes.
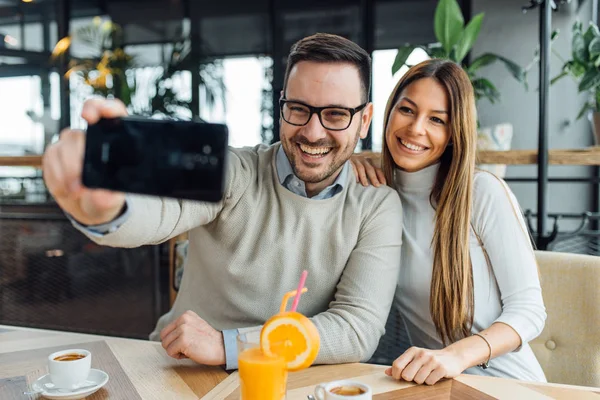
[477,148,600,166]
[1,148,598,169]
[0,155,43,168]
[361,148,600,166]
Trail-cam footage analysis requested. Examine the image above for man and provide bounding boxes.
[42,33,403,370]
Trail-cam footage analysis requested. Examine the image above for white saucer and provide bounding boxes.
[31,369,109,400]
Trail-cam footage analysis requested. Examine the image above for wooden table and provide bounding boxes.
[1,325,598,399]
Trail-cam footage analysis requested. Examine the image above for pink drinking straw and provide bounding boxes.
[290,270,308,312]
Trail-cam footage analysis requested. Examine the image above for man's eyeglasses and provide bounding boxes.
[279,99,367,131]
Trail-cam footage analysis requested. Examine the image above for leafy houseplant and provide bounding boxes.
[146,37,226,118]
[51,17,225,118]
[52,18,136,107]
[551,20,600,132]
[391,0,528,105]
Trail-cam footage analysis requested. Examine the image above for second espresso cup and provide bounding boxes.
[315,380,372,400]
[48,349,92,390]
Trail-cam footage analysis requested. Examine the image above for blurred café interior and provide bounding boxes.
[0,0,599,393]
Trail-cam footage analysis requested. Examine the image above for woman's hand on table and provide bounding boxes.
[349,154,386,187]
[160,310,226,366]
[385,346,466,386]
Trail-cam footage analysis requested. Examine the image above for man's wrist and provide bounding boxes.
[84,202,128,227]
[71,200,130,237]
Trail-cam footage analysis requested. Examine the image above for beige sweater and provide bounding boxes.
[79,144,403,364]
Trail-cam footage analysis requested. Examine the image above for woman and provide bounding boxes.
[352,59,546,384]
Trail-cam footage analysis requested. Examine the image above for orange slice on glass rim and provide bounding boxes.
[260,311,320,372]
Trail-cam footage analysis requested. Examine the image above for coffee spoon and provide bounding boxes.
[23,383,97,395]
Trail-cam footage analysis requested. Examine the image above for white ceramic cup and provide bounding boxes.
[314,380,372,400]
[48,349,92,390]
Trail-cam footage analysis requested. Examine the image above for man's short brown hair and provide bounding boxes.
[283,33,371,103]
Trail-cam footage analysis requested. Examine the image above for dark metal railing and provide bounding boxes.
[0,204,169,339]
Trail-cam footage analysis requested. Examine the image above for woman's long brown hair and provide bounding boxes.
[382,59,478,345]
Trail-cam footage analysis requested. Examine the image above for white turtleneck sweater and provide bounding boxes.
[392,163,547,382]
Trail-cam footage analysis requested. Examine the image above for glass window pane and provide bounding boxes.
[0,25,21,49]
[0,22,52,52]
[50,72,60,122]
[0,76,43,153]
[67,17,111,59]
[69,72,93,129]
[49,21,57,50]
[126,44,171,67]
[200,57,266,148]
[371,48,429,152]
[23,23,43,51]
[0,76,44,179]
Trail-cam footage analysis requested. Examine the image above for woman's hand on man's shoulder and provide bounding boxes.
[349,152,386,187]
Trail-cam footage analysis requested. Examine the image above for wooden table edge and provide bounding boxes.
[456,374,600,392]
[0,324,158,346]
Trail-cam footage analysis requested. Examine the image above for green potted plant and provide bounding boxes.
[551,20,600,145]
[146,37,226,118]
[391,0,528,104]
[52,17,136,107]
[51,17,225,118]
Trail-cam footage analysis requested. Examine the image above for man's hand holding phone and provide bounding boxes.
[42,98,127,226]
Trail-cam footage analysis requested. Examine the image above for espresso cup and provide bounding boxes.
[315,380,372,400]
[48,349,92,390]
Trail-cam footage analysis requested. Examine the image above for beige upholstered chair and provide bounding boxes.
[531,250,600,387]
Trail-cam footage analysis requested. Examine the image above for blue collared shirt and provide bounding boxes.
[275,145,349,199]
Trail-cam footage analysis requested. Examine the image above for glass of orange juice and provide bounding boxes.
[237,332,287,400]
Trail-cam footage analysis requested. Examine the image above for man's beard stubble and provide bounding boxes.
[287,125,361,184]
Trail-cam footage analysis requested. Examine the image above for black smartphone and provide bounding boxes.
[82,117,228,202]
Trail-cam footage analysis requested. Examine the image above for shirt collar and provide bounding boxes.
[276,145,348,198]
